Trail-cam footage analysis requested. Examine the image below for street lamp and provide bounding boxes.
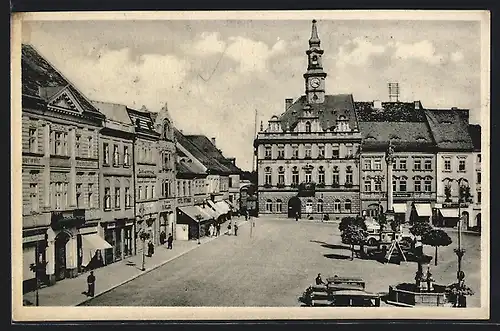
[195,214,203,244]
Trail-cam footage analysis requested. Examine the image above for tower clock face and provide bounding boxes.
[310,78,320,88]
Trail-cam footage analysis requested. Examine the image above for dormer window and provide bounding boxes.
[163,122,170,139]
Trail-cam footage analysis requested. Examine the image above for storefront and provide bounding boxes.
[22,231,48,294]
[393,203,408,224]
[79,227,113,271]
[135,201,158,254]
[100,219,133,265]
[176,206,212,240]
[410,203,432,224]
[158,199,175,242]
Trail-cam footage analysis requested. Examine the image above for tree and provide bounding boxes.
[422,229,453,266]
[340,223,367,260]
[410,219,433,237]
[444,184,452,202]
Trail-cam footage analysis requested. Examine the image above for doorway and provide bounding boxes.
[288,196,301,218]
[54,231,71,281]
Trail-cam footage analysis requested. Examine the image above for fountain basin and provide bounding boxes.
[386,283,451,307]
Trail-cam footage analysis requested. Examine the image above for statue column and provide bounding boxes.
[386,142,395,212]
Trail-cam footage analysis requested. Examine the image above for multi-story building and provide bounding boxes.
[91,101,136,266]
[22,44,105,290]
[469,124,481,230]
[174,129,234,223]
[126,106,161,249]
[424,109,475,229]
[355,100,437,223]
[151,103,177,240]
[254,20,362,220]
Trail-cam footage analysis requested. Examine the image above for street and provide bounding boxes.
[82,217,481,307]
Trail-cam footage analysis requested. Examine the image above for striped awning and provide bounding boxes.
[439,208,460,218]
[414,204,432,217]
[393,203,407,214]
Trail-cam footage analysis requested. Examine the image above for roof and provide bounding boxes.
[176,158,206,177]
[468,124,481,151]
[278,95,359,131]
[22,44,101,116]
[355,101,425,122]
[126,106,159,135]
[184,135,242,174]
[174,129,232,174]
[424,109,474,151]
[358,121,435,151]
[91,101,133,125]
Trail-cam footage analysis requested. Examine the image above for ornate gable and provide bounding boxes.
[47,86,85,114]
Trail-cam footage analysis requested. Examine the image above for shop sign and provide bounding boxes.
[76,159,98,169]
[177,197,192,204]
[22,156,41,166]
[160,200,172,211]
[137,169,156,177]
[23,234,45,244]
[51,209,85,230]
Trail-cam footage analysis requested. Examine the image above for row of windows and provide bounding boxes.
[264,166,353,185]
[364,176,433,192]
[265,199,352,213]
[103,143,131,167]
[263,143,356,159]
[104,186,132,210]
[390,158,433,171]
[27,127,96,159]
[444,159,467,172]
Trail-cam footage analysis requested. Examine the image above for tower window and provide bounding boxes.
[312,55,318,64]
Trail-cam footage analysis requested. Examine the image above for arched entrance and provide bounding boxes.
[288,196,301,218]
[54,231,71,281]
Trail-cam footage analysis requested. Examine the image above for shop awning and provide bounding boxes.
[208,200,225,216]
[195,205,215,220]
[81,233,112,267]
[216,201,230,214]
[178,206,209,223]
[199,205,218,219]
[414,204,432,217]
[393,203,407,214]
[439,208,460,218]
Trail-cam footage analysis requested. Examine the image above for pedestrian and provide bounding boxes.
[315,273,324,285]
[148,240,154,256]
[216,223,221,236]
[208,223,214,237]
[234,223,239,236]
[295,211,299,222]
[245,210,248,221]
[160,231,166,245]
[87,271,96,297]
[227,222,232,235]
[167,233,173,249]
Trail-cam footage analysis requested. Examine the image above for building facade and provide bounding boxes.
[356,101,437,223]
[255,20,362,221]
[22,44,105,290]
[92,101,136,266]
[127,107,161,250]
[469,124,481,230]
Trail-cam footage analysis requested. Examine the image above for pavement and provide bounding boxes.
[22,217,249,307]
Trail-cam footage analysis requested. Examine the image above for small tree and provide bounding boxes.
[341,224,367,260]
[444,184,452,202]
[410,219,433,237]
[422,229,453,266]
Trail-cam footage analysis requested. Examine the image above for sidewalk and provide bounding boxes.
[23,218,248,307]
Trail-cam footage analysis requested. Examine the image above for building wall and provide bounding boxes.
[436,152,474,204]
[22,107,102,286]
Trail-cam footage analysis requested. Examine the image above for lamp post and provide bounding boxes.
[195,214,203,244]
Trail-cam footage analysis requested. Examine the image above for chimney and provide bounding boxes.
[373,100,382,109]
[414,101,420,109]
[285,98,293,110]
[211,137,216,146]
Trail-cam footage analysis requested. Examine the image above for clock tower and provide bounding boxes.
[303,19,327,104]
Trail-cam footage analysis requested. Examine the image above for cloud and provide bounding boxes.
[336,37,386,68]
[192,32,226,54]
[451,51,465,63]
[391,40,446,65]
[225,36,286,73]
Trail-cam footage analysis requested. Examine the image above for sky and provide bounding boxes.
[21,18,483,171]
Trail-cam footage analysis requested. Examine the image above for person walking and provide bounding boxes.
[87,271,96,297]
[148,240,154,257]
[216,223,221,236]
[295,211,299,222]
[160,231,166,245]
[227,221,232,235]
[167,233,173,250]
[234,223,239,236]
[208,223,214,237]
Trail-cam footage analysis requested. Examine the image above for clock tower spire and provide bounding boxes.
[303,19,327,104]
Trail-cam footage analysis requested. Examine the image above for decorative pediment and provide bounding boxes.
[47,87,84,114]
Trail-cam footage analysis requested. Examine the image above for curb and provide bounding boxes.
[76,219,247,306]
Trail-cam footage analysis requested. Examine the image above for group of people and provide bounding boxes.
[207,222,222,237]
[159,231,174,249]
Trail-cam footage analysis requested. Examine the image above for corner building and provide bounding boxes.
[255,20,362,220]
